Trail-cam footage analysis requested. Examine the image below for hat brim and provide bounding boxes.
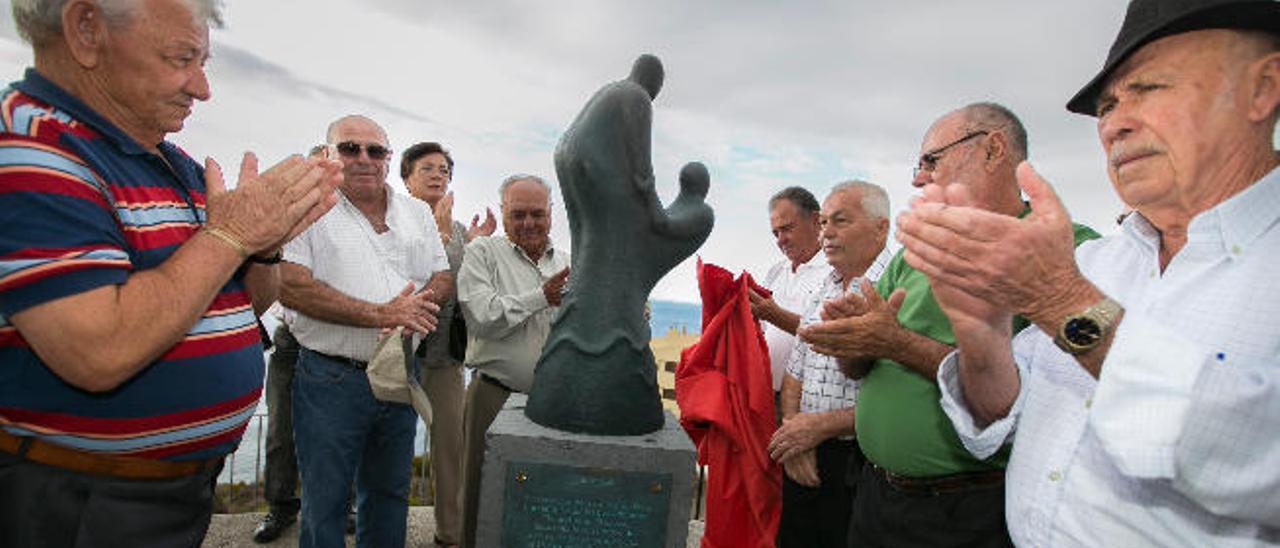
[1067,2,1280,116]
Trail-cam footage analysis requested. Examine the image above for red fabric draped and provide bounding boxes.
[676,259,780,548]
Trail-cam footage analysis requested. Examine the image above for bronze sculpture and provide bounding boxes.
[524,55,715,435]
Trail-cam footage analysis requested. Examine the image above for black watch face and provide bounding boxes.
[1064,317,1102,346]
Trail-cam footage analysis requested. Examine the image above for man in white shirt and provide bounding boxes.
[897,1,1280,545]
[768,181,889,548]
[281,115,451,548]
[457,174,570,546]
[750,187,831,411]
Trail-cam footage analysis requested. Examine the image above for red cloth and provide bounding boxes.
[676,259,780,548]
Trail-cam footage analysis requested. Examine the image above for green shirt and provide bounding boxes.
[856,216,1101,477]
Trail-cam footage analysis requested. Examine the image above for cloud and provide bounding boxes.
[0,0,1137,302]
[210,44,442,128]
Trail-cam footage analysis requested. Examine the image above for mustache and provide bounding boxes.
[1109,144,1162,170]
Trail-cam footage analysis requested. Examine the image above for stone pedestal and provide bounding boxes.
[476,394,697,548]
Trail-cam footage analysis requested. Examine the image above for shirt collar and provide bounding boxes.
[13,68,175,158]
[336,182,394,210]
[503,235,556,262]
[798,249,827,271]
[829,248,886,291]
[1122,164,1280,259]
[1119,210,1162,254]
[1189,163,1280,259]
[826,267,846,287]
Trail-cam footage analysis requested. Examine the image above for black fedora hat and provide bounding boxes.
[1067,0,1280,116]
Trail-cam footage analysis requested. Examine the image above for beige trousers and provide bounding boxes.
[422,363,465,545]
[459,374,512,548]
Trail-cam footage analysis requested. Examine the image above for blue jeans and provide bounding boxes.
[293,348,417,548]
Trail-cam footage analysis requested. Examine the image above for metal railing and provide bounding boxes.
[217,413,266,494]
[216,413,432,509]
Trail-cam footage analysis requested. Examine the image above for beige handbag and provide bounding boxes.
[367,326,432,422]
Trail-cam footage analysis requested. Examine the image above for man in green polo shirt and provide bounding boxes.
[799,102,1099,547]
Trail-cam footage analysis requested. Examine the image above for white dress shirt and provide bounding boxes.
[457,235,570,393]
[761,252,832,391]
[938,167,1280,546]
[283,185,448,362]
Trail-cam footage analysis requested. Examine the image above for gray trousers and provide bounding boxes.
[421,363,465,545]
[459,375,512,548]
[0,451,222,548]
[263,323,300,517]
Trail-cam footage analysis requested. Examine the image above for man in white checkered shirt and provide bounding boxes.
[767,180,891,548]
[897,0,1280,545]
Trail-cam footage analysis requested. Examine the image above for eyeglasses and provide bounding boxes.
[506,209,548,222]
[417,164,451,177]
[912,130,988,178]
[332,141,391,161]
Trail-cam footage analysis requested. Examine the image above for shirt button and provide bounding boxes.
[1049,471,1061,482]
[1085,399,1092,409]
[1231,244,1243,256]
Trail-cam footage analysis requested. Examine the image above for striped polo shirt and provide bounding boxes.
[0,69,263,461]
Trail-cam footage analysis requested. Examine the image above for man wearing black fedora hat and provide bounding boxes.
[897,0,1280,545]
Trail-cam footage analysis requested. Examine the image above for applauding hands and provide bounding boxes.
[203,153,342,258]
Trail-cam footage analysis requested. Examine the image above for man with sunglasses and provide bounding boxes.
[280,115,452,548]
[798,102,1098,547]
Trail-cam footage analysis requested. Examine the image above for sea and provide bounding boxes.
[218,300,702,485]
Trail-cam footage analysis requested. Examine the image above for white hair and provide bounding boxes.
[499,174,553,206]
[828,179,889,220]
[12,0,224,45]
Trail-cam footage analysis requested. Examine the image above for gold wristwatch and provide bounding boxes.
[1052,296,1122,355]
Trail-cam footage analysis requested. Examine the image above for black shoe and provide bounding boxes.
[252,512,296,544]
[345,511,356,535]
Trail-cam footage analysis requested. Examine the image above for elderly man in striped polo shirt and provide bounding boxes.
[0,1,341,546]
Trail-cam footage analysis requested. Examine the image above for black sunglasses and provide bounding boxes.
[333,141,391,161]
[913,130,988,178]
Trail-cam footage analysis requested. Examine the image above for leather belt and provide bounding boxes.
[309,348,368,369]
[872,464,1004,496]
[0,429,222,480]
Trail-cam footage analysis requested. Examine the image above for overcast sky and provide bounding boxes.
[0,0,1133,303]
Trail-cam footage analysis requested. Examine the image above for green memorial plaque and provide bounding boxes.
[501,461,672,547]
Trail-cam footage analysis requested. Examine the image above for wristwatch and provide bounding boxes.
[247,249,284,265]
[1053,296,1122,355]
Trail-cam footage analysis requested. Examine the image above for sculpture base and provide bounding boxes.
[476,394,696,548]
[525,340,665,435]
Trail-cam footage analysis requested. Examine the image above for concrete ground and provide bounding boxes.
[202,509,705,547]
